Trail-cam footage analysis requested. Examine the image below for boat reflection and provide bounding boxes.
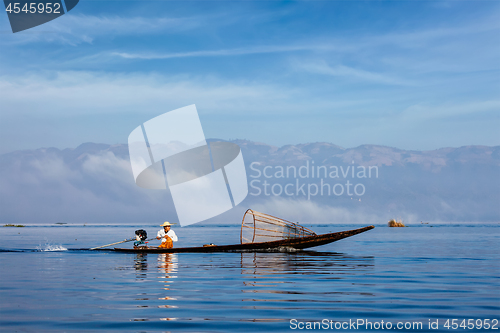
[158,253,178,279]
[131,250,374,322]
[133,253,179,320]
[134,253,148,279]
[241,251,374,276]
[240,251,375,301]
[157,253,179,317]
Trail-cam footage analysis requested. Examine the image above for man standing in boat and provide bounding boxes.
[157,222,178,249]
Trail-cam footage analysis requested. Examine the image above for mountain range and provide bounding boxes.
[0,141,498,225]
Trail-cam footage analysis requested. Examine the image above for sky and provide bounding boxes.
[0,0,499,155]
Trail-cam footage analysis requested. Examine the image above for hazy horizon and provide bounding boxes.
[2,138,499,157]
[1,140,498,226]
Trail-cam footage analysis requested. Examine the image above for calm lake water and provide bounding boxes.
[0,224,498,332]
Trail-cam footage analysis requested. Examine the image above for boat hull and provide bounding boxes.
[112,226,374,253]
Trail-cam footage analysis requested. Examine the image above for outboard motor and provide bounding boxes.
[134,229,148,248]
[135,229,148,241]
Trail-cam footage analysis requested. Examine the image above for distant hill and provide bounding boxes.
[0,141,498,225]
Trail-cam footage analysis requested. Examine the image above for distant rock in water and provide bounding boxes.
[388,219,406,227]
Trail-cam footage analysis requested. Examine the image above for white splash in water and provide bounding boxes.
[36,243,68,252]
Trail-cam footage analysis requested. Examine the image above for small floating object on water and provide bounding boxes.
[388,219,406,227]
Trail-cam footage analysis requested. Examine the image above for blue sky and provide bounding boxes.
[0,0,499,154]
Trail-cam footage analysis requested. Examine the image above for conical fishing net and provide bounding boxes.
[240,209,316,244]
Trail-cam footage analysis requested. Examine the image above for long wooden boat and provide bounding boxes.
[112,225,374,253]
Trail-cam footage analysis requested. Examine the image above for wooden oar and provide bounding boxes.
[90,238,135,250]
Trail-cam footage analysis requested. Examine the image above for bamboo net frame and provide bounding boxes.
[240,209,316,244]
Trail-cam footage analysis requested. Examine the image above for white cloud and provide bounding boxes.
[110,43,342,60]
[252,197,383,224]
[294,60,416,86]
[2,13,205,45]
[0,150,174,224]
[106,14,499,69]
[0,71,293,116]
[398,100,500,122]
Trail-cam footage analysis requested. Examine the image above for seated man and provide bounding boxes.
[157,222,178,249]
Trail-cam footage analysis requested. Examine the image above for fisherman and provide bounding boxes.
[157,222,178,249]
